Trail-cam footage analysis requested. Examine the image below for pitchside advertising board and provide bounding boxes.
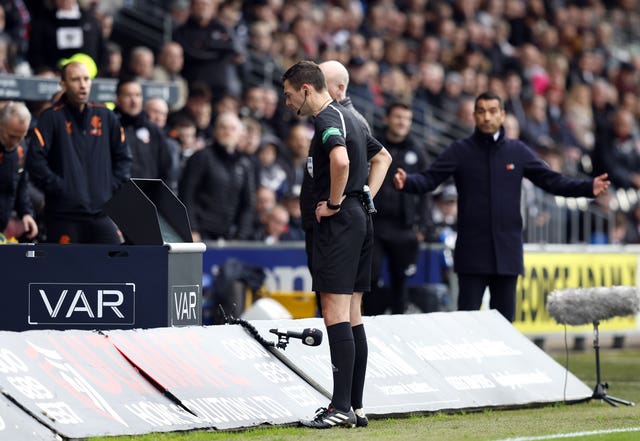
[0,329,211,438]
[515,249,639,334]
[105,326,328,430]
[252,311,592,416]
[0,312,592,438]
[0,393,60,441]
[0,327,326,438]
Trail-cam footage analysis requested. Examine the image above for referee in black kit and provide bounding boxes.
[282,60,391,429]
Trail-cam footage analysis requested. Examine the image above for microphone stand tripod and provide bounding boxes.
[583,320,634,407]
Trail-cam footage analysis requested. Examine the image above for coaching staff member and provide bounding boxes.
[27,61,132,244]
[393,91,610,322]
[0,101,38,240]
[283,60,390,429]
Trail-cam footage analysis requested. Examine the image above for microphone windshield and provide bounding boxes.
[547,286,640,326]
[301,328,322,346]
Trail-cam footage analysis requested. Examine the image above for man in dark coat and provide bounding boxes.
[0,101,37,240]
[364,101,429,315]
[393,92,610,322]
[27,0,107,75]
[27,61,131,244]
[173,0,243,101]
[114,77,173,186]
[178,111,255,242]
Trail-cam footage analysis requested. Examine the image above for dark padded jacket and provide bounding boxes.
[114,108,173,183]
[0,143,32,230]
[27,95,132,216]
[179,141,255,240]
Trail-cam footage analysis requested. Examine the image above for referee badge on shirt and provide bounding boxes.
[307,156,313,178]
[506,163,515,171]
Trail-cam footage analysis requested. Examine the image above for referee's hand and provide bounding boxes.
[315,200,339,223]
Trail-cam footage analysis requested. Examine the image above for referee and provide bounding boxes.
[282,60,391,429]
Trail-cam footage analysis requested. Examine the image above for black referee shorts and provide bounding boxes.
[312,196,373,294]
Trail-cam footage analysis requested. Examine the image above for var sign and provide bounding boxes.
[170,285,201,326]
[28,283,135,325]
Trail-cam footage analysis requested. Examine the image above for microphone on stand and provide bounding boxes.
[547,286,640,326]
[270,328,323,347]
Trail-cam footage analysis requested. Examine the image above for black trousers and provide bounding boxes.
[45,213,122,244]
[457,273,518,322]
[365,227,418,315]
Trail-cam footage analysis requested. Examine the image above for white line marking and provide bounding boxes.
[496,427,640,441]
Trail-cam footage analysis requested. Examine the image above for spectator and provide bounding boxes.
[26,61,131,244]
[179,111,255,241]
[255,134,289,199]
[167,113,200,181]
[379,66,413,106]
[168,0,191,30]
[104,42,123,79]
[429,183,458,243]
[28,0,107,76]
[563,83,595,154]
[504,71,529,132]
[282,122,311,199]
[173,0,244,101]
[253,203,296,244]
[243,19,283,88]
[440,71,465,116]
[0,0,30,63]
[261,85,291,142]
[344,56,376,112]
[239,85,266,122]
[151,41,189,111]
[280,189,305,241]
[144,97,181,192]
[0,34,12,73]
[114,78,173,185]
[591,78,617,141]
[168,81,213,148]
[450,97,476,136]
[521,93,553,149]
[98,12,114,41]
[252,185,276,236]
[127,46,154,81]
[0,101,37,241]
[237,115,262,161]
[592,108,640,190]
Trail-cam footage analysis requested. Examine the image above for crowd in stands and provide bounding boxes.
[1,0,640,246]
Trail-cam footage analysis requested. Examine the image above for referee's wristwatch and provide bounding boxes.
[326,199,341,210]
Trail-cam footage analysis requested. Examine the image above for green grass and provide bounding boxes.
[91,348,640,441]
